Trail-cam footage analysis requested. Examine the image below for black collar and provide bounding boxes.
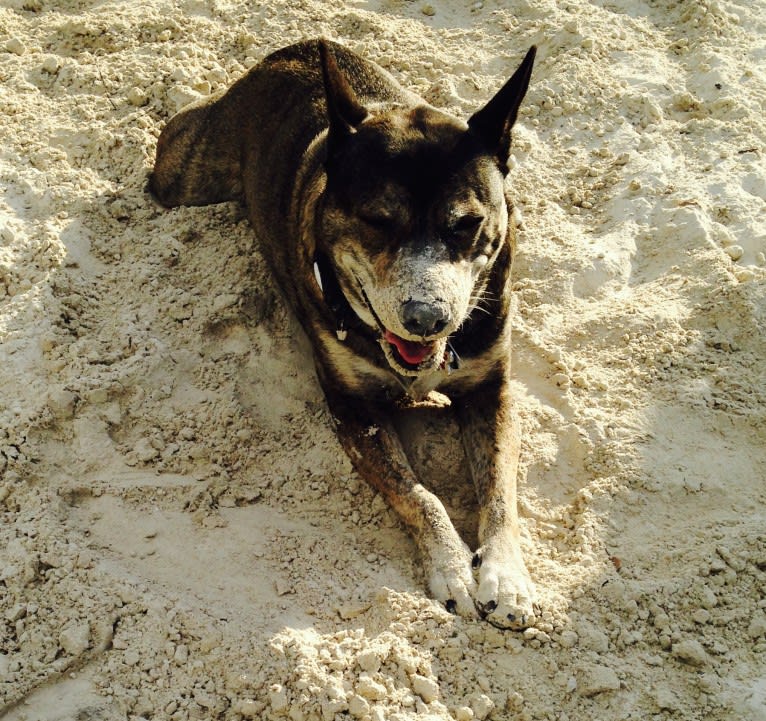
[313,250,359,341]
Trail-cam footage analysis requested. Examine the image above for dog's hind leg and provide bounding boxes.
[148,91,243,208]
[456,373,537,630]
[323,386,478,618]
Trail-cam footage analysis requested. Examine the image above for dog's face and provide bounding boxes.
[317,44,535,377]
[320,108,509,376]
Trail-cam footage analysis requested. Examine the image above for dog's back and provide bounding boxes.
[149,40,407,213]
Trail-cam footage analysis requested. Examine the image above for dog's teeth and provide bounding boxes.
[336,328,347,341]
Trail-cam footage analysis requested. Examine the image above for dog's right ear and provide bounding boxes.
[319,40,368,155]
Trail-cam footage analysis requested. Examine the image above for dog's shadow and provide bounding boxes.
[391,399,479,549]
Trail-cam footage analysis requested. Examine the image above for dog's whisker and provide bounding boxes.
[470,287,497,302]
[468,303,493,317]
[468,291,496,316]
[474,288,498,300]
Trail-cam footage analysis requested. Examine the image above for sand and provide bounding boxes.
[1,0,765,719]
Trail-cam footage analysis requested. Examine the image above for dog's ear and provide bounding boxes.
[319,40,368,155]
[468,45,536,174]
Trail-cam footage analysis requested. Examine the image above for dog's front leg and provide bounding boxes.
[323,387,477,617]
[456,372,537,629]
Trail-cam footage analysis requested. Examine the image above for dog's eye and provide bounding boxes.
[447,214,484,239]
[359,211,395,231]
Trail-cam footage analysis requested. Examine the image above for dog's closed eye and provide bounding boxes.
[446,213,484,241]
[359,210,396,230]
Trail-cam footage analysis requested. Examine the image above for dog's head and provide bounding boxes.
[316,42,535,377]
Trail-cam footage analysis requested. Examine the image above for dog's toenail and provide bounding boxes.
[445,599,457,614]
[472,553,482,569]
[507,612,516,622]
[484,600,497,613]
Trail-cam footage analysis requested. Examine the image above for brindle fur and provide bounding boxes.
[150,39,537,628]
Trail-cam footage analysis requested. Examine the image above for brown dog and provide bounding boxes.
[150,39,537,628]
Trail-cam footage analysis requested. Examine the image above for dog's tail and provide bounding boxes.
[148,90,243,208]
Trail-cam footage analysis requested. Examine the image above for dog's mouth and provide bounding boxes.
[384,329,438,369]
[350,276,452,376]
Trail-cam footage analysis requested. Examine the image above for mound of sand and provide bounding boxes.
[1,1,764,719]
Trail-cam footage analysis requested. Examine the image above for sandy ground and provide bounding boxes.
[1,0,766,719]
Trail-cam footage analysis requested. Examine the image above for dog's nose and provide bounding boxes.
[400,300,449,337]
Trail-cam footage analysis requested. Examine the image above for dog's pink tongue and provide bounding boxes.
[384,330,435,365]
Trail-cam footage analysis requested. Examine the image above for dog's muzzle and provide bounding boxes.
[313,254,460,377]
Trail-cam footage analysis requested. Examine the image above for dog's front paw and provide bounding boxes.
[472,539,536,630]
[423,537,478,619]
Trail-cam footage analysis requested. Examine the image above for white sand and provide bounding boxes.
[1,1,765,719]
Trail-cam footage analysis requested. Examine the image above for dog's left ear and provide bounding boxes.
[468,45,536,174]
[319,40,368,156]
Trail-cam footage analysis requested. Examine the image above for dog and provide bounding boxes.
[149,38,537,628]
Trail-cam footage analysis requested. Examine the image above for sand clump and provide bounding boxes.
[1,1,765,720]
